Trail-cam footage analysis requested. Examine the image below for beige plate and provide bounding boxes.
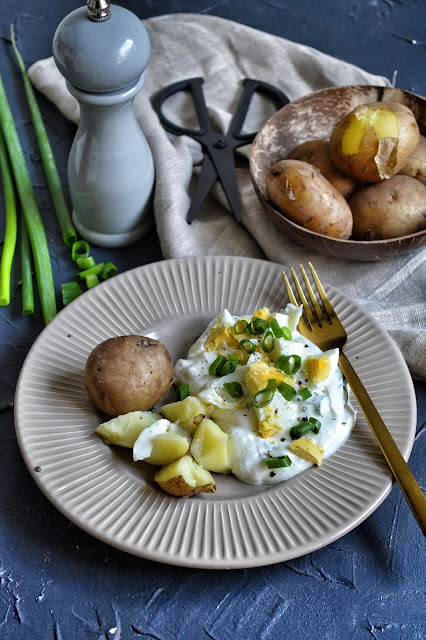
[14,256,416,569]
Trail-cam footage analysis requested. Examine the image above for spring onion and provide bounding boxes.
[261,330,274,353]
[209,355,227,376]
[233,319,249,334]
[266,378,277,391]
[240,338,255,354]
[71,240,90,262]
[85,273,99,288]
[270,318,282,338]
[289,421,313,439]
[281,326,292,340]
[0,73,56,324]
[264,455,292,469]
[10,24,77,247]
[76,256,95,269]
[308,417,321,434]
[78,263,104,279]
[0,131,17,306]
[252,386,275,408]
[299,387,312,400]
[217,354,238,376]
[100,262,118,279]
[223,381,243,398]
[176,384,190,401]
[61,281,82,306]
[248,317,269,335]
[20,217,34,314]
[275,354,301,375]
[277,381,297,401]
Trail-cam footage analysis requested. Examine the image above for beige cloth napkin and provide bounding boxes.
[28,14,425,379]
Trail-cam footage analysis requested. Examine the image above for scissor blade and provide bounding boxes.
[186,154,217,224]
[209,147,242,223]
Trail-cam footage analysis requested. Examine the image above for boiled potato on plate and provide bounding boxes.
[154,455,216,497]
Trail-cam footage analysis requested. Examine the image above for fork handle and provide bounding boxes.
[339,353,426,536]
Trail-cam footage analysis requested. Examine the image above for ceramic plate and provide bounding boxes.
[14,256,416,569]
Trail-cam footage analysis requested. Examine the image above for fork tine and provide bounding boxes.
[282,270,311,334]
[300,264,327,325]
[290,267,316,330]
[308,262,336,319]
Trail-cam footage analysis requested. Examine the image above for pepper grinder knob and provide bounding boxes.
[53,2,155,247]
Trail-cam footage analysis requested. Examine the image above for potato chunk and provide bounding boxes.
[155,455,216,497]
[96,410,161,447]
[190,418,231,473]
[160,396,208,434]
[289,437,324,465]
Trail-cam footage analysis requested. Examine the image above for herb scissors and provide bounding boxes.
[152,77,289,223]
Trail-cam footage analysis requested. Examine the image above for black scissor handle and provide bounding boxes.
[151,77,210,137]
[229,78,290,142]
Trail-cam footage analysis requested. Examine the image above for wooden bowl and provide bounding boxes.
[249,85,426,261]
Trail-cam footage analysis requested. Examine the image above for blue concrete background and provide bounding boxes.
[0,1,425,638]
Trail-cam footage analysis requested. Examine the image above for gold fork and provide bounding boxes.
[283,262,426,536]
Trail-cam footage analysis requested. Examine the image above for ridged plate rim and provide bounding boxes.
[14,256,416,569]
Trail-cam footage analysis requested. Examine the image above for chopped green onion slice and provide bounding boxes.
[289,422,313,440]
[223,381,243,398]
[281,326,292,340]
[85,273,99,289]
[277,381,297,401]
[209,355,227,376]
[71,240,90,261]
[249,317,269,335]
[253,387,275,408]
[176,384,190,401]
[61,281,82,306]
[264,455,292,469]
[262,330,275,353]
[217,354,238,376]
[275,354,301,375]
[78,263,104,279]
[308,417,321,433]
[100,262,118,279]
[76,256,95,269]
[233,319,249,334]
[266,378,277,391]
[270,318,282,338]
[299,387,312,400]
[240,338,255,354]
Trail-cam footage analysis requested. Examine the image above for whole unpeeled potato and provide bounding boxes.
[329,101,420,182]
[398,134,426,184]
[349,175,426,240]
[85,335,174,416]
[265,159,353,239]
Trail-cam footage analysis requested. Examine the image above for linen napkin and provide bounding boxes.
[28,13,425,379]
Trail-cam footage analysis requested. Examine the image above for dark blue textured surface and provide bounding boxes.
[0,1,425,638]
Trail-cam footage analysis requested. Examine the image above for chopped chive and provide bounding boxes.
[0,72,56,324]
[10,24,77,247]
[20,216,34,314]
[209,355,227,376]
[252,387,275,408]
[281,326,292,340]
[275,354,301,375]
[289,422,313,440]
[76,256,95,269]
[249,317,269,335]
[223,381,243,398]
[61,281,82,306]
[71,240,90,261]
[0,130,17,307]
[78,263,104,279]
[85,273,99,288]
[266,378,277,391]
[217,354,238,376]
[233,319,249,334]
[262,330,274,353]
[308,417,321,433]
[264,455,292,469]
[299,387,312,400]
[240,338,255,354]
[270,318,282,338]
[100,262,118,279]
[277,381,297,401]
[176,384,190,401]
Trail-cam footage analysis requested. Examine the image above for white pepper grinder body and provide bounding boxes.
[53,0,155,247]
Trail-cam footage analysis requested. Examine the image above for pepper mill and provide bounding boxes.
[53,0,155,247]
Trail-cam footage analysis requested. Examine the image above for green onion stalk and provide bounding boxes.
[10,24,77,247]
[0,73,57,324]
[20,215,34,314]
[0,130,17,306]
